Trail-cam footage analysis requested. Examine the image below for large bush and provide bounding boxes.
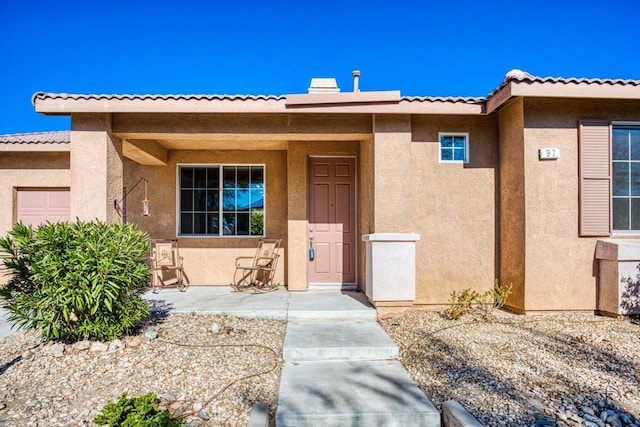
[0,220,151,341]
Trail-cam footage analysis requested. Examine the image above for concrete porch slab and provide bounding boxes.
[275,360,440,427]
[283,321,399,361]
[287,291,376,321]
[144,286,290,320]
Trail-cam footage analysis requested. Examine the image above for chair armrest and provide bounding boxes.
[236,256,256,268]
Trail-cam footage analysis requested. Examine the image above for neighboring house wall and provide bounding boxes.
[0,151,70,285]
[0,152,71,237]
[521,98,640,311]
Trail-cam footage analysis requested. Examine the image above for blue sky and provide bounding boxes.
[1,0,639,134]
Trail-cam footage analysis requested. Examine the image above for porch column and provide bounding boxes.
[70,113,123,223]
[372,114,412,232]
[286,143,308,290]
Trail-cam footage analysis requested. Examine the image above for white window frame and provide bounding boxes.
[176,163,266,238]
[438,132,469,163]
[611,123,640,234]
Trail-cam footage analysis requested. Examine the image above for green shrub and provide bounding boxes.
[444,280,512,320]
[0,220,151,341]
[94,393,184,426]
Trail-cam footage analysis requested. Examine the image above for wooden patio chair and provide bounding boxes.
[232,239,282,293]
[150,239,187,293]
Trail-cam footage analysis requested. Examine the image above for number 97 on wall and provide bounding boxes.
[538,148,560,160]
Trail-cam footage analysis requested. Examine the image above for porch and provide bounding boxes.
[144,286,374,321]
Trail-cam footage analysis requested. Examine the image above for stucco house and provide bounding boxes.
[1,69,639,315]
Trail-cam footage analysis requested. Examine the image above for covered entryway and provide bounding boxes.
[16,188,70,227]
[307,156,357,288]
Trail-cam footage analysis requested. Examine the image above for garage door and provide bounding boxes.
[17,189,70,227]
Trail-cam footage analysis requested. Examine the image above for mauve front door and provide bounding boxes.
[308,157,356,286]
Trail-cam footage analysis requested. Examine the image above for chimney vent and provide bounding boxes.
[352,70,360,92]
[308,78,340,94]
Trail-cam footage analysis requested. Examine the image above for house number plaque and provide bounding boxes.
[539,148,560,160]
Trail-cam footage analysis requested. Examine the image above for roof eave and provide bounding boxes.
[285,90,401,106]
[486,80,640,113]
[0,143,70,152]
[33,92,486,115]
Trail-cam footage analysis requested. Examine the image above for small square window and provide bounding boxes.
[439,133,469,163]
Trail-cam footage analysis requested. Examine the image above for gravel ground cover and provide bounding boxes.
[0,312,285,426]
[380,310,640,427]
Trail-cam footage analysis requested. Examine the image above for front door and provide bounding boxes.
[308,156,356,287]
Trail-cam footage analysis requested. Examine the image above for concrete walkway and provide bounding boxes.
[0,287,440,425]
[147,287,441,426]
[275,291,440,427]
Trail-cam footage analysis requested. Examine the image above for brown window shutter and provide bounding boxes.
[579,121,611,236]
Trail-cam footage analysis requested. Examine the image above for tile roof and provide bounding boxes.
[402,96,486,104]
[32,92,285,103]
[506,70,640,86]
[31,70,640,116]
[0,131,70,144]
[32,91,485,104]
[489,69,640,98]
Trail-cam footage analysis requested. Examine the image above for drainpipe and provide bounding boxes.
[352,70,360,92]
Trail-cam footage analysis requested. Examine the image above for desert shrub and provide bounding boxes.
[0,220,151,341]
[445,279,512,320]
[94,393,184,426]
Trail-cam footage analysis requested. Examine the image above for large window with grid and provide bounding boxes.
[612,126,640,232]
[178,165,265,237]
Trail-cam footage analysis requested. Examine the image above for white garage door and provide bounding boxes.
[17,188,70,227]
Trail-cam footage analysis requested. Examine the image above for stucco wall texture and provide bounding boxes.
[499,99,527,310]
[520,98,640,311]
[408,115,499,305]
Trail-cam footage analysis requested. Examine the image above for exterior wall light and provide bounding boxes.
[113,177,150,223]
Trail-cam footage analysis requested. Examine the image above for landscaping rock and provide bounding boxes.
[2,313,284,424]
[198,409,211,420]
[73,340,91,351]
[109,339,124,351]
[124,336,142,348]
[47,343,65,358]
[158,393,176,403]
[211,323,220,334]
[89,342,109,352]
[144,329,158,340]
[380,311,640,427]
